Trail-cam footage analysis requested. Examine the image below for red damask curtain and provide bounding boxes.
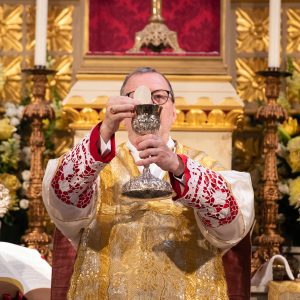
[89,0,220,55]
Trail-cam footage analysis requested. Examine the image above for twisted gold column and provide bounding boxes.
[21,67,55,262]
[251,68,290,274]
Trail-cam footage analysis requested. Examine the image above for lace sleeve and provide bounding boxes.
[170,154,238,228]
[51,123,115,208]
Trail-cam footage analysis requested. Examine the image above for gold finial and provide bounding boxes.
[150,0,164,23]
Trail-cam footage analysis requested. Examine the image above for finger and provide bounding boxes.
[136,157,157,166]
[111,112,135,120]
[136,134,159,144]
[108,104,135,115]
[137,139,161,151]
[139,148,160,159]
[109,96,140,106]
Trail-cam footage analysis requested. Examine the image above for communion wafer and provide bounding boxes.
[133,85,152,104]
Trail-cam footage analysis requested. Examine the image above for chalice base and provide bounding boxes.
[122,168,173,199]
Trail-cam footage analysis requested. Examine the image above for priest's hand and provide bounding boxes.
[136,134,184,176]
[100,96,139,143]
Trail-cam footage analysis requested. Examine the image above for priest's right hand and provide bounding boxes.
[100,96,139,143]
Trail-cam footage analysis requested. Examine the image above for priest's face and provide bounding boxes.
[123,72,177,145]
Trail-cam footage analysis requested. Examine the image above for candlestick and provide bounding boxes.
[268,0,281,68]
[251,67,291,275]
[34,0,48,67]
[21,67,56,263]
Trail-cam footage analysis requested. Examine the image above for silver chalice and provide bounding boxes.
[122,104,173,199]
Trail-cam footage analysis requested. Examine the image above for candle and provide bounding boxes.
[34,0,48,67]
[268,0,281,68]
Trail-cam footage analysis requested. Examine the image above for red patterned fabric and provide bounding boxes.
[171,154,238,228]
[222,232,252,300]
[51,229,76,300]
[89,0,220,55]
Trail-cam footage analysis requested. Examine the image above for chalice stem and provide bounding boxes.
[143,164,151,176]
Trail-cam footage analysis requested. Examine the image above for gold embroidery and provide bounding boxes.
[68,143,228,299]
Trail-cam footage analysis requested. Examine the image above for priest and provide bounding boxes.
[43,67,254,299]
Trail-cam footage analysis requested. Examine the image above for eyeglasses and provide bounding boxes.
[126,89,172,106]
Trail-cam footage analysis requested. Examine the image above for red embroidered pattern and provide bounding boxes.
[177,158,238,228]
[51,136,105,208]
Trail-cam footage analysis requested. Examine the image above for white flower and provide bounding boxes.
[278,182,290,195]
[13,133,21,140]
[22,147,31,166]
[21,170,31,181]
[277,143,288,158]
[4,102,16,110]
[17,106,24,119]
[10,117,20,126]
[0,184,11,217]
[19,199,29,209]
[22,181,30,192]
[5,106,18,118]
[0,207,8,218]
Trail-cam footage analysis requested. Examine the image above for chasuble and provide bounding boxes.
[43,124,254,300]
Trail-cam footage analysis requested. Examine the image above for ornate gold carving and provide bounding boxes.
[128,0,184,53]
[0,4,74,103]
[0,5,23,52]
[287,9,300,53]
[25,5,35,51]
[21,68,56,263]
[0,56,22,103]
[48,6,73,53]
[185,110,207,126]
[63,100,243,132]
[236,58,267,102]
[236,8,268,53]
[49,55,73,99]
[293,59,300,72]
[251,69,289,275]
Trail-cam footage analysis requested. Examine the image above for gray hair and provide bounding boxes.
[120,67,175,102]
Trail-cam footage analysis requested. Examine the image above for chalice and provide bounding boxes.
[122,104,173,199]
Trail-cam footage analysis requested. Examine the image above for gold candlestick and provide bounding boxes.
[21,66,55,262]
[251,67,291,274]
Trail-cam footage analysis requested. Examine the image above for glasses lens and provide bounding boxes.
[151,90,170,105]
[126,91,134,98]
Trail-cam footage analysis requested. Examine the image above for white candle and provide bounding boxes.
[34,0,48,66]
[268,0,281,68]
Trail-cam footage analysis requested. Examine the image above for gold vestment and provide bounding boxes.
[68,143,229,300]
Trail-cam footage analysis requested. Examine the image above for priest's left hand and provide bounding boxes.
[136,134,184,176]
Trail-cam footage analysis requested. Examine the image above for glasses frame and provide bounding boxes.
[125,89,172,106]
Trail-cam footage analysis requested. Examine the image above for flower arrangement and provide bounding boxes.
[277,117,300,245]
[278,118,300,211]
[0,86,68,242]
[0,101,31,228]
